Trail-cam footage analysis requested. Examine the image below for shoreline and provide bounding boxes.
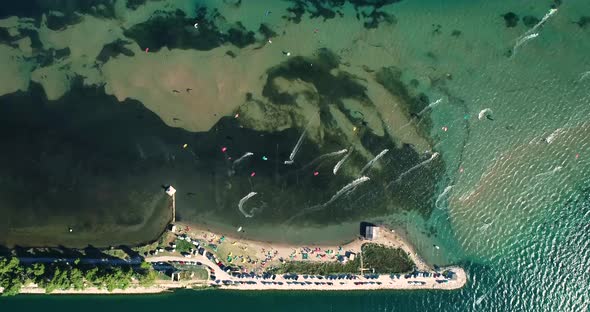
[172,221,433,271]
[2,223,467,295]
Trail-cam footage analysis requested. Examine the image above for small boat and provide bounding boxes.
[237,226,243,232]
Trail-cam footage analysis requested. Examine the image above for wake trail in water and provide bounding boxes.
[474,277,504,307]
[285,116,317,165]
[512,8,558,57]
[545,128,564,144]
[579,71,590,82]
[238,192,258,218]
[417,98,444,117]
[388,153,440,188]
[326,176,370,205]
[135,143,146,160]
[300,149,347,170]
[435,185,454,209]
[477,220,494,232]
[232,152,254,167]
[398,98,444,131]
[333,147,353,175]
[285,176,370,223]
[512,33,539,57]
[528,8,558,35]
[534,166,563,178]
[359,149,389,175]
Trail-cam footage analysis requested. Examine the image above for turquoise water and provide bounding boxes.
[1,0,590,311]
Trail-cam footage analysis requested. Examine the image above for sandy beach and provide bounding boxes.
[145,222,467,291]
[173,222,433,272]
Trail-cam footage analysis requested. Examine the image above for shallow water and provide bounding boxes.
[1,0,590,310]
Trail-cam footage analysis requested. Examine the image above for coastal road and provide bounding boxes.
[12,254,466,291]
[144,256,466,291]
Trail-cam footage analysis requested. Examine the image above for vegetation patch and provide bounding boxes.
[361,244,414,274]
[0,257,157,296]
[502,12,519,28]
[174,239,193,254]
[268,258,360,275]
[267,244,414,275]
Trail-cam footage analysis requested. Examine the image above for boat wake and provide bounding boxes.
[333,147,353,175]
[545,128,564,144]
[398,98,444,131]
[417,98,444,117]
[238,192,258,218]
[359,149,389,176]
[387,153,440,188]
[534,165,563,178]
[325,176,370,206]
[512,33,539,57]
[285,116,317,165]
[232,152,254,171]
[528,8,558,35]
[435,185,454,209]
[300,149,348,170]
[512,8,558,57]
[285,176,370,223]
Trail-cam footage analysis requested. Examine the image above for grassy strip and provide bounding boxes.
[361,244,414,274]
[175,239,193,254]
[268,244,415,275]
[268,258,360,275]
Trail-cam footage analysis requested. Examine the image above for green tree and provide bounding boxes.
[0,258,21,275]
[1,279,22,297]
[84,267,100,287]
[70,268,85,290]
[138,262,157,287]
[32,263,45,277]
[0,258,23,296]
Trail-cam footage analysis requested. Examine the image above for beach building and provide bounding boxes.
[365,226,379,240]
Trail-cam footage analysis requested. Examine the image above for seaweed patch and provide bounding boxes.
[96,39,135,63]
[123,8,259,52]
[502,12,519,28]
[283,0,402,29]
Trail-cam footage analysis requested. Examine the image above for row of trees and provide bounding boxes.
[0,258,158,296]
